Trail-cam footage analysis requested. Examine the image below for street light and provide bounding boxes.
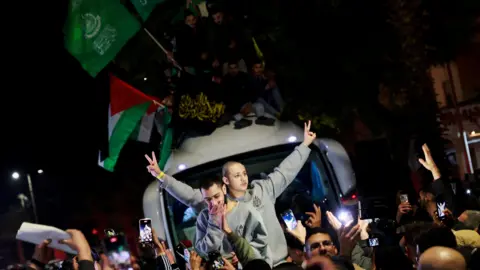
[11,171,41,223]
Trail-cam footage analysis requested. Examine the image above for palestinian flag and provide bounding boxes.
[98,74,160,171]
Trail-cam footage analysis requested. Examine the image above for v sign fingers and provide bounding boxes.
[145,154,154,165]
[419,144,441,180]
[303,120,316,146]
[152,151,158,164]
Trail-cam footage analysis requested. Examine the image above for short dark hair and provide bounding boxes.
[404,222,435,247]
[306,227,335,244]
[463,210,480,230]
[227,61,238,67]
[374,246,414,270]
[416,226,457,253]
[252,58,263,66]
[199,177,224,191]
[184,9,194,18]
[222,161,240,176]
[244,259,271,270]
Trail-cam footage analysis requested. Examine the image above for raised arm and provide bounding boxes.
[255,121,315,201]
[195,208,225,257]
[418,144,455,214]
[145,152,206,213]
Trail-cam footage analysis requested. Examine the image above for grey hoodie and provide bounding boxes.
[159,143,311,265]
[195,202,272,265]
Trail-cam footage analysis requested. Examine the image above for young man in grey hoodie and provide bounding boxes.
[196,176,272,265]
[145,121,316,266]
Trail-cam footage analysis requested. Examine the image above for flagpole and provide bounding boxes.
[143,28,182,70]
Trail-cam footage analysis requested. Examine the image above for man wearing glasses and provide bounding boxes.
[305,228,338,258]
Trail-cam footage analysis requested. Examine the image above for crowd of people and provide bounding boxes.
[155,5,285,130]
[23,121,480,270]
[15,5,480,270]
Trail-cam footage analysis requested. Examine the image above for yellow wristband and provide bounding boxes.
[156,172,165,180]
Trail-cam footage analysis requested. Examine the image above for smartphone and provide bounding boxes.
[139,218,153,243]
[212,257,225,270]
[104,228,116,238]
[281,209,297,230]
[436,201,447,220]
[368,238,380,247]
[337,210,354,227]
[399,194,409,203]
[208,251,224,270]
[184,248,191,262]
[178,242,193,262]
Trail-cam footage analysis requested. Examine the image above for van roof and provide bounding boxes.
[164,119,303,175]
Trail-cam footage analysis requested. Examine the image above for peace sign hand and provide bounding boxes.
[145,151,162,179]
[418,144,441,180]
[303,120,316,146]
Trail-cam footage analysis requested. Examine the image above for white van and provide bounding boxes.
[143,120,356,251]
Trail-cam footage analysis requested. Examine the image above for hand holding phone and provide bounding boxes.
[368,238,379,247]
[281,209,298,230]
[139,218,153,243]
[399,194,409,203]
[436,201,447,220]
[337,210,355,227]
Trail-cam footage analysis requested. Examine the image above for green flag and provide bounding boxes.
[158,107,173,170]
[130,0,164,21]
[64,0,141,77]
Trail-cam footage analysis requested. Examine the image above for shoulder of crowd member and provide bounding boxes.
[416,226,457,253]
[453,229,480,248]
[403,222,436,246]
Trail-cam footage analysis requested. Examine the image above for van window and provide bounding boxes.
[163,144,335,246]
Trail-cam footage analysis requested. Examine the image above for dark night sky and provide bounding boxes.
[0,3,162,231]
[0,2,109,224]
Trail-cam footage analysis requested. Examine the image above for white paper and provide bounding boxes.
[16,222,78,254]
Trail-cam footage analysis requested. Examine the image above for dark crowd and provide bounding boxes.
[10,4,480,270]
[116,3,286,134]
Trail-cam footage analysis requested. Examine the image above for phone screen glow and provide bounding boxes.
[139,219,153,243]
[282,210,297,230]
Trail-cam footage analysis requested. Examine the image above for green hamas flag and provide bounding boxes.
[130,0,164,21]
[64,0,141,77]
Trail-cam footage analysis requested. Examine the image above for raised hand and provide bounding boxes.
[303,120,317,146]
[159,241,175,264]
[32,239,53,265]
[418,144,441,180]
[221,207,232,234]
[219,257,235,270]
[398,202,412,214]
[286,221,307,245]
[189,251,202,270]
[326,211,342,231]
[338,224,361,257]
[145,151,162,178]
[209,204,225,227]
[59,230,92,261]
[305,204,322,228]
[230,253,239,268]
